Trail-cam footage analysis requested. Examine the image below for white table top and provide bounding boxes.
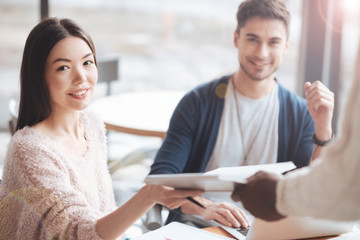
[90,90,185,139]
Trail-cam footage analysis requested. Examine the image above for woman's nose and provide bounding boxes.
[73,67,87,84]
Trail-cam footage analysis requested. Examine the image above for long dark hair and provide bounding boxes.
[16,17,97,130]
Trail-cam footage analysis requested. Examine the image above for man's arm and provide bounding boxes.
[304,81,334,161]
[150,82,251,227]
[150,92,197,174]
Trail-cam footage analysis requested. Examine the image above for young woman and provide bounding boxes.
[0,18,202,240]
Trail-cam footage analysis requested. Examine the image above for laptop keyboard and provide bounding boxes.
[235,227,250,236]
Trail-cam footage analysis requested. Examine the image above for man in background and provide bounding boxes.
[150,0,334,228]
[231,48,360,222]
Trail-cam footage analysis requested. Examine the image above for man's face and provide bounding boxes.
[234,16,289,82]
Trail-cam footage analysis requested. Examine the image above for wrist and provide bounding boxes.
[314,125,332,141]
[312,133,334,146]
[139,185,157,206]
[181,197,207,215]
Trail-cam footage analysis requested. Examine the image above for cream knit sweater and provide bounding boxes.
[0,110,116,239]
[276,56,360,221]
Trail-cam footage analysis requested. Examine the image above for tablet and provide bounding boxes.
[144,173,237,191]
[144,162,296,192]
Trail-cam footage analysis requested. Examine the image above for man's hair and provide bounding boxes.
[236,0,290,38]
[16,17,97,130]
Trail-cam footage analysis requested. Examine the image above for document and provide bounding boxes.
[144,162,295,191]
[132,221,233,240]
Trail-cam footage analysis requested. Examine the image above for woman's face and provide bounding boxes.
[44,36,97,113]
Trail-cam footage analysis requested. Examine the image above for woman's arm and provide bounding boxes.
[96,185,203,239]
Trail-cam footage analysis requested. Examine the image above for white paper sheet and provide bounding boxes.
[205,161,296,183]
[132,222,233,240]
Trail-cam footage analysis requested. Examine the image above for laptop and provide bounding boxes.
[220,216,355,240]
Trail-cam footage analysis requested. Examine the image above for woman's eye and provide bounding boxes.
[84,60,93,66]
[56,66,68,71]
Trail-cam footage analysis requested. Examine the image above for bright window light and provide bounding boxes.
[342,0,360,13]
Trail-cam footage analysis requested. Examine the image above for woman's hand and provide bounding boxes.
[142,184,204,209]
[96,184,202,239]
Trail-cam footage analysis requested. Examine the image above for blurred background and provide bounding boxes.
[0,0,360,236]
[1,0,359,127]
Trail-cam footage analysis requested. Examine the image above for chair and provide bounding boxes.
[144,204,165,230]
[108,145,159,175]
[96,55,168,231]
[97,55,120,96]
[8,98,18,136]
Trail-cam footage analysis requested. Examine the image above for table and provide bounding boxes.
[90,90,185,139]
[204,226,342,240]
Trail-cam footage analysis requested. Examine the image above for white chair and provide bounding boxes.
[108,144,159,175]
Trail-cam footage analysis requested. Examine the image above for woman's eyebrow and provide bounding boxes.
[52,57,70,64]
[82,52,93,59]
[51,52,93,64]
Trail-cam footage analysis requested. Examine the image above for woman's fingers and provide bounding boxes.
[144,184,204,208]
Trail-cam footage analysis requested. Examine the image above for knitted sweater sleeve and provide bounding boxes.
[276,154,360,221]
[276,73,360,221]
[1,131,103,240]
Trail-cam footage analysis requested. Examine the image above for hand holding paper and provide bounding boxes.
[231,171,285,221]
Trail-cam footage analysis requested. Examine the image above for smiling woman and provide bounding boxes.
[15,18,98,131]
[34,36,97,156]
[0,17,203,240]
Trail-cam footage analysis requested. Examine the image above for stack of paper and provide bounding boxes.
[132,222,234,240]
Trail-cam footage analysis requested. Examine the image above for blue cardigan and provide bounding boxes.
[150,75,314,222]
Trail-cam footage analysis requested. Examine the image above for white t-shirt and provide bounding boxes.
[202,80,279,209]
[206,80,279,170]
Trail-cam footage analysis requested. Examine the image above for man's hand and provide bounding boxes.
[231,171,285,221]
[304,81,334,141]
[181,197,251,228]
[200,201,251,228]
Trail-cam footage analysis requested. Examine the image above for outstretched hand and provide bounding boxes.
[231,171,285,221]
[144,184,204,209]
